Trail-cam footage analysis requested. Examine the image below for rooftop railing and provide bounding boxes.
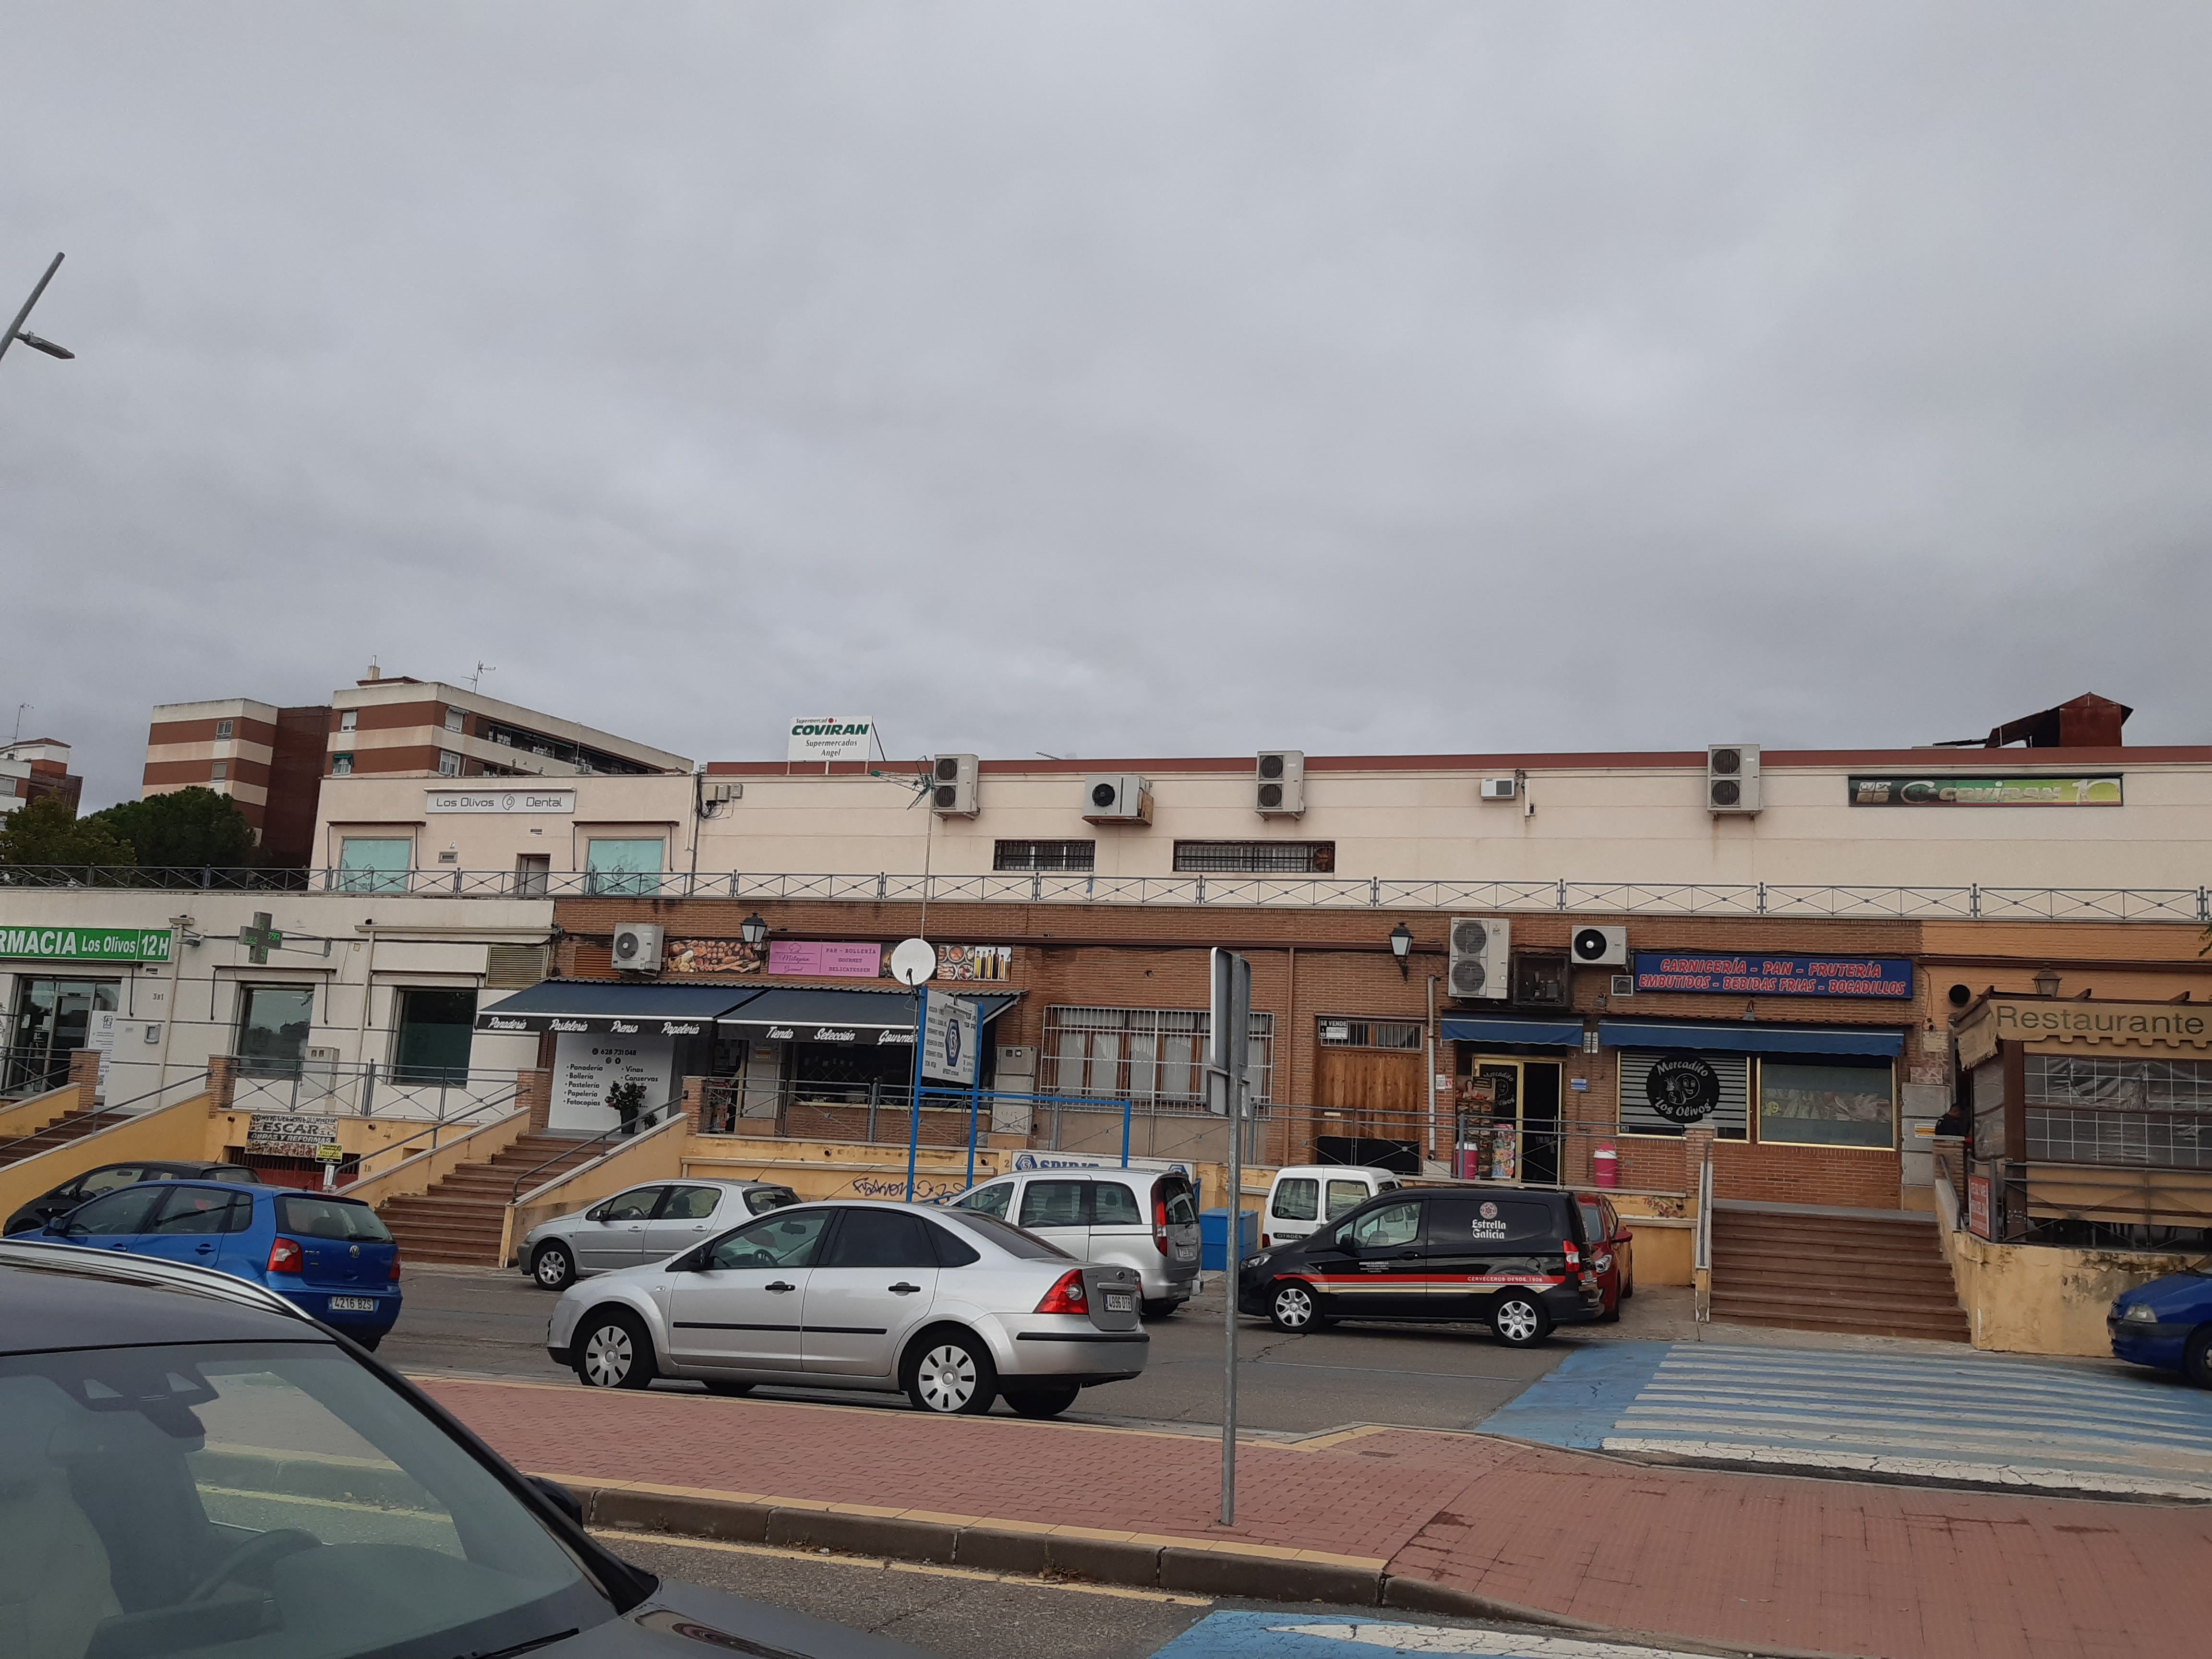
[1,865,2206,922]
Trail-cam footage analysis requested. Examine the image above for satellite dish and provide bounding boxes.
[889,938,936,986]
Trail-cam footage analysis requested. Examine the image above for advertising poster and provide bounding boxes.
[550,1030,676,1132]
[934,944,1012,982]
[923,995,979,1085]
[664,939,768,976]
[769,939,885,978]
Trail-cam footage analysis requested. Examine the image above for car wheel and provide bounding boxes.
[2186,1327,2212,1389]
[1140,1298,1179,1321]
[1267,1280,1318,1333]
[702,1379,754,1397]
[532,1242,577,1291]
[1620,1256,1634,1299]
[1598,1297,1621,1324]
[575,1310,657,1390]
[1004,1385,1080,1419]
[904,1333,997,1416]
[1491,1295,1552,1348]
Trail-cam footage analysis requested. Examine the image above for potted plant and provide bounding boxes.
[605,1077,649,1137]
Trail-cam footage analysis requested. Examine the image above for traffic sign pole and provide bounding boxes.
[1210,947,1251,1527]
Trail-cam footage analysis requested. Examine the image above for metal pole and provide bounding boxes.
[1222,1057,1241,1527]
[964,1046,983,1193]
[905,985,927,1202]
[1122,1096,1132,1167]
[0,253,64,367]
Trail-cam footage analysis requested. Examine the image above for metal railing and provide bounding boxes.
[1974,1154,2212,1250]
[223,1057,523,1124]
[2,864,2208,921]
[509,1099,683,1203]
[0,1069,213,1165]
[0,1044,82,1100]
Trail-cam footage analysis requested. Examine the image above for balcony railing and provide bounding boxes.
[222,1057,525,1124]
[3,865,2208,921]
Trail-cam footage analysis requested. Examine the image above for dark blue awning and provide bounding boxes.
[474,980,754,1036]
[1441,1014,1587,1049]
[719,986,1016,1045]
[1599,1019,1903,1058]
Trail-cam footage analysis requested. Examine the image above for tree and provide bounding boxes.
[89,787,261,869]
[0,796,135,868]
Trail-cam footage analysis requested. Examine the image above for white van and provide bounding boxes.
[1261,1165,1405,1250]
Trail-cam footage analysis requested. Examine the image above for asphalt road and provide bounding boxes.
[385,1266,1691,1434]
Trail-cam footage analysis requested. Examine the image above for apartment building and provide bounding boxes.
[141,701,329,864]
[0,739,83,821]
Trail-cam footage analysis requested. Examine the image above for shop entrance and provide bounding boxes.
[7,976,120,1096]
[1315,1020,1428,1170]
[1456,1054,1563,1185]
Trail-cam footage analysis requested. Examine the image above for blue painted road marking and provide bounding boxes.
[1147,1612,1695,1657]
[1481,1341,2212,1498]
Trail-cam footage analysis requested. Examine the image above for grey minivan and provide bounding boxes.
[949,1167,1201,1317]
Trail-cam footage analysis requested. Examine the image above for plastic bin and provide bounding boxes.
[1199,1207,1259,1272]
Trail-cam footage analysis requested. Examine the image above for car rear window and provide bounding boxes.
[1272,1178,1319,1221]
[208,1166,262,1184]
[749,1187,797,1213]
[1161,1180,1199,1226]
[276,1195,393,1242]
[952,1212,1071,1260]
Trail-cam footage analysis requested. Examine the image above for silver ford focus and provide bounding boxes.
[545,1200,1146,1419]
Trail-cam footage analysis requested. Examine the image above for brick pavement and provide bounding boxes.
[422,1377,2212,1659]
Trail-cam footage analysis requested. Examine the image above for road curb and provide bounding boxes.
[573,1480,1600,1633]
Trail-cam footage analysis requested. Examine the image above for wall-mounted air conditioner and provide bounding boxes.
[1479,777,1518,801]
[930,754,979,817]
[1255,751,1304,816]
[1448,916,1510,1000]
[1569,925,1627,966]
[612,922,664,973]
[1082,774,1153,824]
[1707,744,1761,814]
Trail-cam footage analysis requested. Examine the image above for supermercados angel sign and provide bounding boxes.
[787,717,874,764]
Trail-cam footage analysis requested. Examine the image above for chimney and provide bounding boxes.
[364,661,381,683]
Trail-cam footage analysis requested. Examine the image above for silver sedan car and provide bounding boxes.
[520,1178,797,1290]
[545,1200,1146,1418]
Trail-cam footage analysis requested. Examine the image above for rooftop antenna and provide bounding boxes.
[469,662,496,693]
[10,703,28,745]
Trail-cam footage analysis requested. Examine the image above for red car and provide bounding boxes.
[1576,1192,1635,1321]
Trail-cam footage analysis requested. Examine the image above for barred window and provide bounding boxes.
[1317,1019,1423,1050]
[1043,1006,1274,1106]
[1173,841,1335,874]
[994,839,1095,872]
[1617,1051,1750,1140]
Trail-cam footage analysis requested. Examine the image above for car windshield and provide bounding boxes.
[276,1196,393,1242]
[948,1211,1070,1260]
[0,1339,616,1659]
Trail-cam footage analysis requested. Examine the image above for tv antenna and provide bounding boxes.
[469,662,496,693]
[10,704,28,746]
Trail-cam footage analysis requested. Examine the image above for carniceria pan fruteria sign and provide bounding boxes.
[0,926,174,962]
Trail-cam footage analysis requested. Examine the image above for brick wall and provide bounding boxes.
[1712,1139,1899,1208]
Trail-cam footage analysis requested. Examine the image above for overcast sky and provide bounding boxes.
[5,4,2209,809]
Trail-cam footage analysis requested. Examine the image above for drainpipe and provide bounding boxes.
[1425,973,1438,1163]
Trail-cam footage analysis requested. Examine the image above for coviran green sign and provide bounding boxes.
[0,926,174,962]
[1848,775,2122,807]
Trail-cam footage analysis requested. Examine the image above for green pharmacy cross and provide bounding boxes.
[239,912,284,965]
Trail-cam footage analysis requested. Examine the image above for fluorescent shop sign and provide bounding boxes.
[1848,775,2121,807]
[0,926,173,962]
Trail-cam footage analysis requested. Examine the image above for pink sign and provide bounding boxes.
[768,939,885,978]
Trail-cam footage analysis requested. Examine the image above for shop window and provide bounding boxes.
[2022,1054,2212,1168]
[1756,1060,1895,1149]
[993,839,1096,873]
[391,986,478,1082]
[236,984,315,1077]
[5,977,120,1094]
[1616,1050,1749,1140]
[585,838,664,897]
[1173,841,1335,874]
[1043,1005,1274,1106]
[337,836,412,894]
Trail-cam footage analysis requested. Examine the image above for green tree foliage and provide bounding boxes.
[0,796,136,867]
[88,787,262,868]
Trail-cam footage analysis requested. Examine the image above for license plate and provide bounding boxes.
[1105,1292,1133,1312]
[327,1296,378,1313]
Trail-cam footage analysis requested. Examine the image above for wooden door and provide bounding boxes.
[1316,1047,1426,1144]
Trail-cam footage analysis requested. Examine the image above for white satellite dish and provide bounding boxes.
[888,937,936,986]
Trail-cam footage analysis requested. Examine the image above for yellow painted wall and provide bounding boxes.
[1623,1220,1694,1286]
[0,1083,81,1143]
[1944,1226,2205,1356]
[0,1095,215,1219]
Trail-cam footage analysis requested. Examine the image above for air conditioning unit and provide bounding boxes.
[930,754,979,817]
[1479,777,1518,801]
[1512,954,1570,1008]
[1569,925,1628,966]
[1707,744,1761,814]
[1254,751,1304,816]
[1447,916,1511,1000]
[1082,773,1153,824]
[706,780,743,803]
[611,922,664,974]
[1610,973,1635,998]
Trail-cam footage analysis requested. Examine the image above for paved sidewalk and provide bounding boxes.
[422,1376,2212,1659]
[1483,1343,2212,1499]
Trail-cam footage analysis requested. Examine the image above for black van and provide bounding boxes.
[1233,1183,1603,1347]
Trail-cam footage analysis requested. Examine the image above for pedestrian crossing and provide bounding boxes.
[1483,1342,2212,1499]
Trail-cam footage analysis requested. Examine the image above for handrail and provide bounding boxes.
[508,1099,681,1203]
[2,863,2208,922]
[509,1111,685,1213]
[346,1106,529,1205]
[0,1069,212,1163]
[1692,1142,1714,1324]
[346,1088,524,1174]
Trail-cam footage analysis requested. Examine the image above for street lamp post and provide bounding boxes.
[1,253,73,367]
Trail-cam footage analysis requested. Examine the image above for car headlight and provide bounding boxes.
[2121,1304,2160,1324]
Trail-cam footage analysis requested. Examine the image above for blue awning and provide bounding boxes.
[474,980,754,1035]
[1599,1019,1903,1058]
[1441,1014,1587,1049]
[719,986,1016,1044]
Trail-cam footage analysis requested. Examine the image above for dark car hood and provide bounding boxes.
[553,1577,936,1658]
[2118,1271,2212,1318]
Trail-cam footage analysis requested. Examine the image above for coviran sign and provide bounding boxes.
[1960,998,2212,1066]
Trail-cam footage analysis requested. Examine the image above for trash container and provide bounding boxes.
[1200,1207,1259,1272]
[1592,1145,1619,1188]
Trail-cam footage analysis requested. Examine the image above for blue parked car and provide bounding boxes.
[33,1177,402,1348]
[2108,1271,2212,1386]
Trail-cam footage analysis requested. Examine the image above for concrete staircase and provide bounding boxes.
[1710,1203,1969,1342]
[377,1133,603,1266]
[0,1102,115,1172]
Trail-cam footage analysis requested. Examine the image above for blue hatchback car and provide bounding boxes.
[33,1178,402,1348]
[2108,1270,2212,1386]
